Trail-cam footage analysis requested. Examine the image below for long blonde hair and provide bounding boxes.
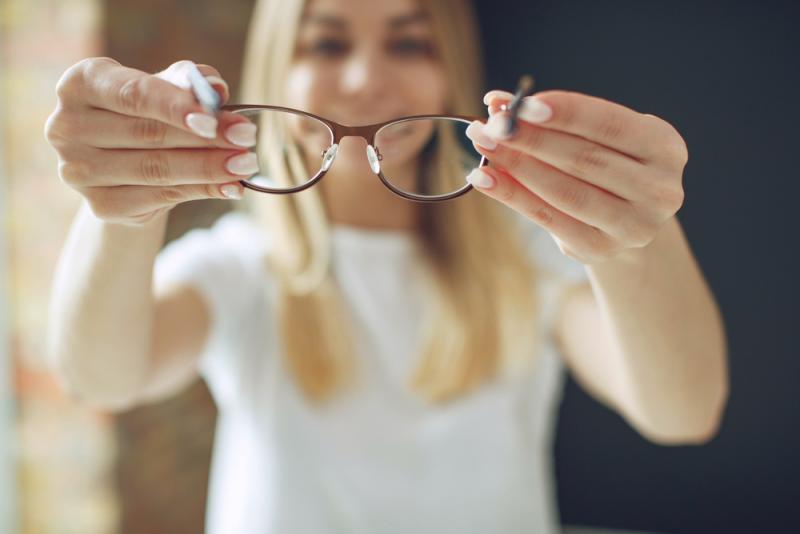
[237,0,542,405]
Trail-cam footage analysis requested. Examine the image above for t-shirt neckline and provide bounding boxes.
[330,223,419,253]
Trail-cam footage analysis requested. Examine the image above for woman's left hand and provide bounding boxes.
[464,89,689,265]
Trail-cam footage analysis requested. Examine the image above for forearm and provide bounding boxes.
[585,216,729,443]
[46,200,168,410]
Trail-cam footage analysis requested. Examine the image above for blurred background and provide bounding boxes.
[1,0,798,533]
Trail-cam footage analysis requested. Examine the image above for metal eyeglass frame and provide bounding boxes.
[220,104,490,203]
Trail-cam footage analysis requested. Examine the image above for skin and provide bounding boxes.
[287,0,728,444]
[44,0,728,442]
[284,0,449,230]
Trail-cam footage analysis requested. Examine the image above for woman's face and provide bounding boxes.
[284,0,449,177]
[287,0,447,123]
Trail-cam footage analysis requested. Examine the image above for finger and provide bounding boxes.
[66,107,256,149]
[82,181,245,220]
[485,89,675,162]
[193,64,230,104]
[465,165,615,261]
[66,146,259,187]
[483,90,514,107]
[75,58,220,138]
[154,60,229,105]
[466,118,646,201]
[470,139,639,241]
[485,91,513,118]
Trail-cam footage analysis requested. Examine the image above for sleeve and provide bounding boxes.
[151,210,266,409]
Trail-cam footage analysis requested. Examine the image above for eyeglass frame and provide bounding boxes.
[220,104,490,203]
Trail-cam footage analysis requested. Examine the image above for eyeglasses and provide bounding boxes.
[220,104,490,203]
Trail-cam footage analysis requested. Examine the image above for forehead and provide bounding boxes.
[300,0,429,30]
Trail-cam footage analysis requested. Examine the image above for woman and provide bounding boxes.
[44,0,729,532]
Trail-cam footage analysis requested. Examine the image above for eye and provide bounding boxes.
[308,39,349,56]
[389,38,434,57]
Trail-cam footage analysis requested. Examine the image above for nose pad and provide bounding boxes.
[366,144,382,174]
[320,143,338,171]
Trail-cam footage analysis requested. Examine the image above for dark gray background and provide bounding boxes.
[474,1,799,532]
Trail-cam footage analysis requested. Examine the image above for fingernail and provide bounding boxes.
[518,97,552,123]
[484,114,511,140]
[466,167,495,189]
[204,75,229,94]
[225,152,259,175]
[465,121,497,150]
[225,122,257,147]
[220,183,243,199]
[483,90,515,106]
[186,112,218,139]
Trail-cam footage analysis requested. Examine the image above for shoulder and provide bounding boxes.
[153,208,274,309]
[160,209,270,270]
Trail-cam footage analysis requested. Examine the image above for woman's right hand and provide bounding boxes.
[44,57,260,226]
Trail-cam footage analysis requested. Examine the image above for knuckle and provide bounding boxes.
[54,74,77,102]
[117,76,146,115]
[497,183,516,202]
[85,192,114,219]
[662,185,685,213]
[665,138,689,168]
[127,209,164,225]
[557,92,578,128]
[554,182,589,211]
[132,117,168,144]
[139,151,172,185]
[524,201,554,226]
[597,108,625,144]
[43,110,66,145]
[648,116,689,165]
[622,217,655,248]
[650,180,685,214]
[503,148,526,174]
[520,126,546,151]
[200,153,220,183]
[157,186,185,205]
[584,228,611,258]
[201,183,219,199]
[569,143,609,176]
[76,56,117,88]
[58,159,91,187]
[56,57,120,106]
[165,96,186,128]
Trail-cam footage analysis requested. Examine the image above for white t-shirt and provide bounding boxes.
[152,208,588,534]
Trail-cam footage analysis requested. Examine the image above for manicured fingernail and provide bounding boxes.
[518,97,552,123]
[484,114,511,140]
[466,167,495,189]
[185,112,218,139]
[225,122,257,147]
[220,183,243,199]
[204,75,229,95]
[465,121,497,150]
[225,152,259,175]
[483,90,515,106]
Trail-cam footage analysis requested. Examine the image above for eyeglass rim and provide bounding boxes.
[220,104,490,203]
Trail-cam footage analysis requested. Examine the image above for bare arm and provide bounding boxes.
[48,200,215,411]
[554,216,729,445]
[47,201,171,410]
[43,57,256,410]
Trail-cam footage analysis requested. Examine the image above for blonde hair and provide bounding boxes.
[237,0,542,405]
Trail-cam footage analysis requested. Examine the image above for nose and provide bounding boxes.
[340,47,387,99]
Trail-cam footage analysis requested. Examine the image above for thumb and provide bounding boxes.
[155,60,230,105]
